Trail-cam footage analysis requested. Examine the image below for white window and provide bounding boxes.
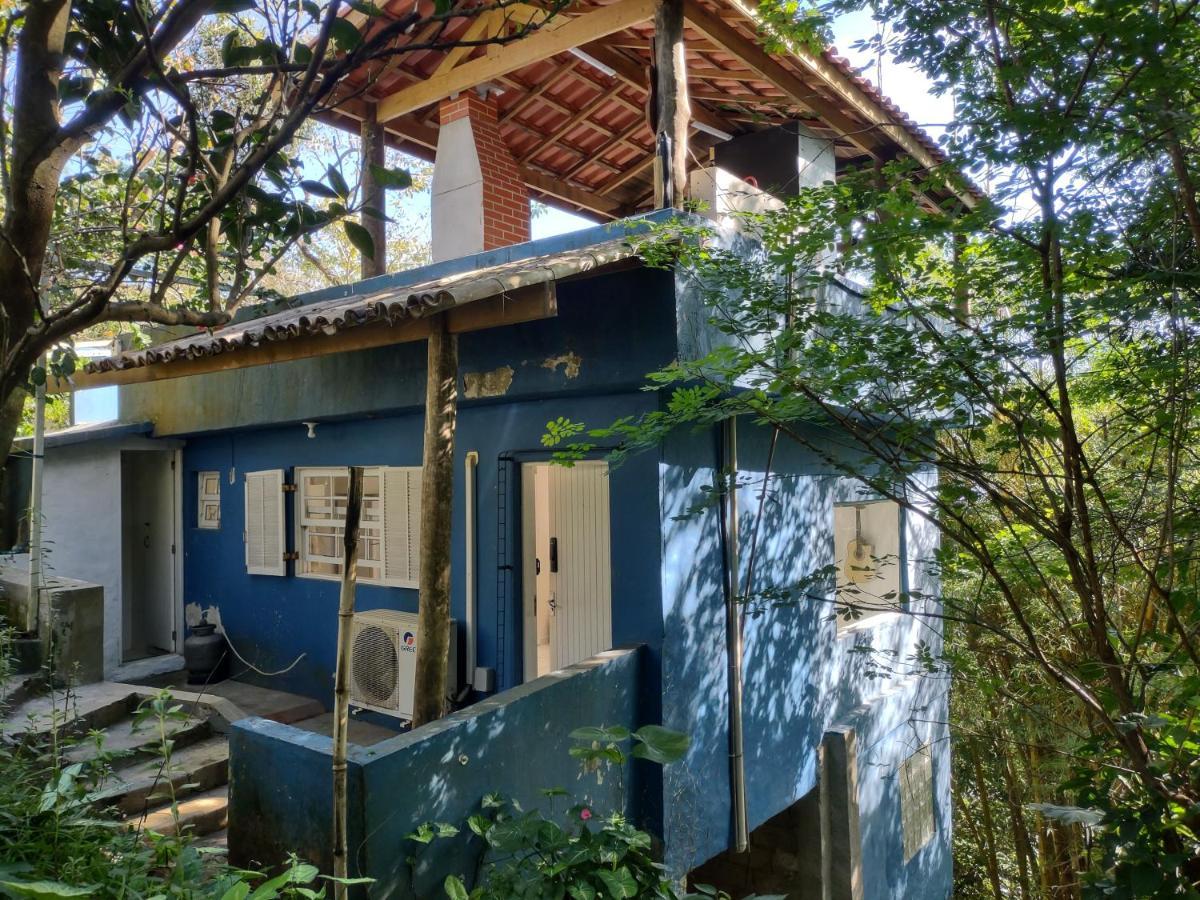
[245,469,286,576]
[198,471,221,529]
[834,499,902,631]
[899,744,936,861]
[295,466,421,588]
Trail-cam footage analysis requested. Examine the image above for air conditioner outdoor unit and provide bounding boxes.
[348,609,457,721]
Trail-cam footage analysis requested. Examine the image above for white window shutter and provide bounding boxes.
[245,469,286,576]
[382,466,422,587]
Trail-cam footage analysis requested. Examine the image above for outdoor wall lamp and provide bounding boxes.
[303,421,318,439]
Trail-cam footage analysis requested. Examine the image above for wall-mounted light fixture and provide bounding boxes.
[303,421,319,439]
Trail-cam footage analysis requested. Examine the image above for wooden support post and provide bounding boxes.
[331,466,364,897]
[413,315,458,727]
[653,0,690,208]
[360,111,387,279]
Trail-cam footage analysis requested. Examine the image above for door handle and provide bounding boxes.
[548,594,557,613]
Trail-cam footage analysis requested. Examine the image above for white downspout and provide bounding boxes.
[464,450,479,688]
[26,358,46,637]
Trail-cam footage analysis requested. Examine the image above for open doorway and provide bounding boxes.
[121,450,178,661]
[521,461,613,682]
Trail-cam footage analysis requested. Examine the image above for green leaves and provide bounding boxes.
[343,221,375,261]
[329,18,363,52]
[443,875,470,900]
[368,164,413,190]
[593,867,638,898]
[629,726,690,765]
[0,882,94,899]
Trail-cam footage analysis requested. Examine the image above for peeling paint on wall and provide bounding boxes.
[541,352,582,379]
[463,365,515,399]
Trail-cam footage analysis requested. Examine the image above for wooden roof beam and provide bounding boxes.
[377,0,657,122]
[680,0,888,159]
[499,58,580,123]
[573,41,739,139]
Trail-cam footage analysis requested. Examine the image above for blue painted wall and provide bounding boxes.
[177,268,673,705]
[656,415,950,893]
[229,647,648,897]
[138,240,952,897]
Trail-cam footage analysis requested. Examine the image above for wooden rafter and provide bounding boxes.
[377,0,657,122]
[521,84,624,162]
[560,115,650,181]
[574,41,739,138]
[499,58,581,123]
[431,8,502,76]
[680,0,886,159]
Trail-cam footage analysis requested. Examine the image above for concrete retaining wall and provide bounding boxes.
[228,646,650,897]
[0,568,104,684]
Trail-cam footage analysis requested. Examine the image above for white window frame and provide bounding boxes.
[899,744,936,861]
[294,466,420,589]
[198,471,221,529]
[834,497,904,633]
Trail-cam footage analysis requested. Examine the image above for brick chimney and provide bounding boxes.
[431,92,531,262]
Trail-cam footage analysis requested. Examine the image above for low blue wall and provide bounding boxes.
[229,646,651,897]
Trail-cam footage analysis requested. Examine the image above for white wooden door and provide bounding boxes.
[523,462,612,676]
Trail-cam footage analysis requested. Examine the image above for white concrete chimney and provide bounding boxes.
[431,93,531,262]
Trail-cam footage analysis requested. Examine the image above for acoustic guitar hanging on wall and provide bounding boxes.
[844,504,877,584]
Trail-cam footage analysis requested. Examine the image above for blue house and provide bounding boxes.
[23,2,972,895]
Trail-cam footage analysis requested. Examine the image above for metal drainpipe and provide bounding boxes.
[26,357,46,637]
[464,450,479,687]
[722,416,750,852]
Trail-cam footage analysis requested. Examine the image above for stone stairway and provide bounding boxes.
[90,718,232,841]
[4,676,325,853]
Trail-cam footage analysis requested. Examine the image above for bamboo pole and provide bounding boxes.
[413,315,458,727]
[331,466,364,897]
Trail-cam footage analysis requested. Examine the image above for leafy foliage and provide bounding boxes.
[419,724,763,900]
[0,683,366,898]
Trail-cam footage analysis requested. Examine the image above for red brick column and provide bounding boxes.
[438,94,530,249]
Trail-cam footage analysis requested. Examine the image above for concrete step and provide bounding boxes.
[65,711,212,766]
[96,736,229,817]
[136,785,229,837]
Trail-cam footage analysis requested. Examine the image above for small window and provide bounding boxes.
[295,466,421,588]
[834,499,902,631]
[198,471,221,529]
[899,744,935,861]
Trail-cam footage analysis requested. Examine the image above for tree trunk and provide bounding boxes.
[331,467,364,896]
[359,110,387,279]
[412,316,458,727]
[652,0,689,209]
[967,738,1005,900]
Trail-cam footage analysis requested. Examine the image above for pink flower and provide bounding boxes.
[579,808,592,821]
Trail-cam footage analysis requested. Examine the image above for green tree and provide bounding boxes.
[545,0,1200,889]
[0,0,563,464]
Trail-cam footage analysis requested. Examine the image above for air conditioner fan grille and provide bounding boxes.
[352,624,399,706]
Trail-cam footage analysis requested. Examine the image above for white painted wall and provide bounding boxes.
[38,436,180,674]
[39,442,124,673]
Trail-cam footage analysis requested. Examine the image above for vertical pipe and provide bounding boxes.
[464,450,479,687]
[722,416,749,852]
[26,359,46,636]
